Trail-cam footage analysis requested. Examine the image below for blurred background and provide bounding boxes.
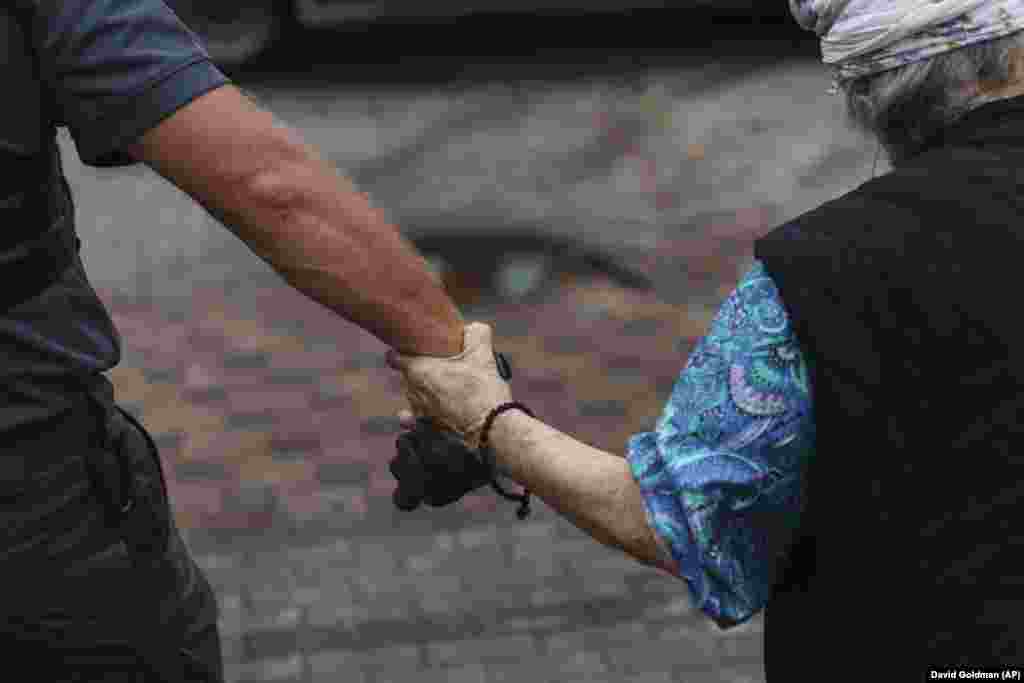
[63,3,890,682]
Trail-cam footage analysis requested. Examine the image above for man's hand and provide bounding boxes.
[386,322,510,450]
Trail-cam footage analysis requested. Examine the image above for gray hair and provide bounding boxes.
[840,30,1024,166]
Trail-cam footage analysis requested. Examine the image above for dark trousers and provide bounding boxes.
[1,373,224,682]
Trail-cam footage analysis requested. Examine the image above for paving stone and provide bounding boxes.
[555,649,611,677]
[456,523,501,550]
[239,654,302,682]
[196,551,240,571]
[353,643,423,681]
[456,580,535,622]
[557,536,610,571]
[432,530,457,553]
[540,628,586,654]
[229,388,311,413]
[640,595,697,622]
[166,481,223,517]
[714,628,763,663]
[315,462,370,485]
[414,663,488,683]
[520,375,568,395]
[587,575,633,601]
[543,335,596,354]
[265,369,319,385]
[225,482,279,516]
[308,602,373,632]
[217,593,245,638]
[513,521,560,541]
[581,550,664,596]
[585,621,651,651]
[304,580,361,629]
[340,351,388,371]
[270,447,313,463]
[243,577,303,627]
[308,649,367,681]
[489,612,572,637]
[350,540,400,577]
[313,380,352,406]
[289,585,323,606]
[175,460,233,482]
[425,633,538,669]
[493,317,536,338]
[404,550,448,575]
[309,484,368,517]
[620,316,666,336]
[284,536,354,565]
[576,398,629,418]
[221,636,244,683]
[417,574,467,616]
[180,427,266,465]
[542,631,610,677]
[622,673,675,683]
[650,622,720,661]
[359,415,402,436]
[487,648,607,682]
[223,352,271,370]
[184,386,230,404]
[709,666,765,683]
[349,575,422,624]
[142,367,181,384]
[247,605,304,632]
[452,545,508,583]
[559,675,631,683]
[488,560,558,595]
[225,411,279,431]
[604,632,708,676]
[529,586,576,609]
[182,359,221,388]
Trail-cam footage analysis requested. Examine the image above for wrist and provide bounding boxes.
[396,313,464,358]
[478,403,534,478]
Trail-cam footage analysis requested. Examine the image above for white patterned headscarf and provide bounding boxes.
[790,0,1024,87]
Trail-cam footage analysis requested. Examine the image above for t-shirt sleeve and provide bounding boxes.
[25,0,230,167]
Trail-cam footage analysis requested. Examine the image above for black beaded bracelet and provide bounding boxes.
[478,401,534,520]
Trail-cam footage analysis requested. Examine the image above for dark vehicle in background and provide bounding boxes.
[165,1,687,67]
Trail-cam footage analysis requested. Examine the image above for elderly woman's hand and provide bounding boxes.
[385,322,511,450]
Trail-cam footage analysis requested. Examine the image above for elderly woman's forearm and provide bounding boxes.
[489,410,673,573]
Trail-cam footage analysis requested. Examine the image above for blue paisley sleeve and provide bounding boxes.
[626,259,816,628]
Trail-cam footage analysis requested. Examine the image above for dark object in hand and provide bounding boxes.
[390,351,530,518]
[390,419,493,510]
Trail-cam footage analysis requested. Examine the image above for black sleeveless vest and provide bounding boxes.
[756,95,1024,678]
[1,4,81,311]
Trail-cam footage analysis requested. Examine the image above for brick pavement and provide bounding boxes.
[97,226,766,682]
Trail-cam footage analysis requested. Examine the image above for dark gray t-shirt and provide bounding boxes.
[0,0,229,426]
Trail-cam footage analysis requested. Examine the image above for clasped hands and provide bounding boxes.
[385,322,526,511]
[385,322,511,454]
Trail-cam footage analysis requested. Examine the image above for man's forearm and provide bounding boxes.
[215,138,464,357]
[489,410,675,574]
[125,85,462,356]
